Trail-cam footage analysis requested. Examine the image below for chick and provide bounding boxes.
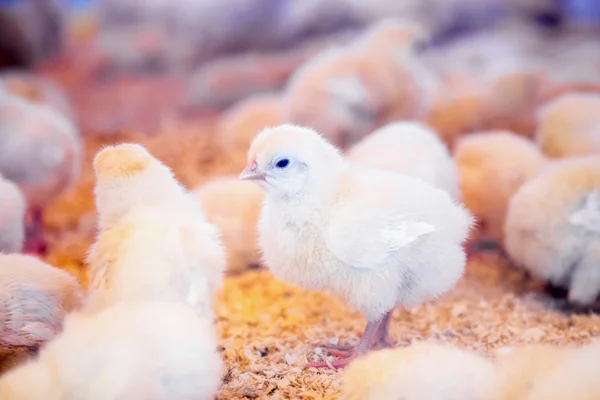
[492,343,572,400]
[535,93,600,158]
[504,156,600,309]
[86,143,226,316]
[0,300,223,400]
[218,93,284,166]
[283,19,435,148]
[454,131,548,246]
[346,121,460,201]
[342,342,494,400]
[0,93,82,255]
[0,254,83,357]
[242,124,473,369]
[523,340,600,400]
[0,175,26,253]
[193,176,265,274]
[0,71,74,119]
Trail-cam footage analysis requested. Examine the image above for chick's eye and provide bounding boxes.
[275,159,290,169]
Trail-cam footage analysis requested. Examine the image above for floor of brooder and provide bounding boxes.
[29,63,600,399]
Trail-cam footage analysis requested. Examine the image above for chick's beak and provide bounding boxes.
[239,162,265,181]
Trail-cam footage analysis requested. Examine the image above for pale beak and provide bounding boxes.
[239,165,265,181]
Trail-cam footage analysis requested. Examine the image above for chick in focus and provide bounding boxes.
[0,175,26,253]
[346,121,460,201]
[0,93,82,255]
[454,131,548,248]
[242,124,473,369]
[0,254,83,358]
[342,341,494,400]
[283,19,436,148]
[193,175,265,274]
[0,301,223,400]
[218,93,284,168]
[535,93,600,158]
[86,143,226,316]
[504,156,600,309]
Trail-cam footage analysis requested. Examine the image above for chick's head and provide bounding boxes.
[240,124,345,198]
[93,143,186,227]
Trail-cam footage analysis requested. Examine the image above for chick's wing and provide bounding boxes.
[325,201,435,271]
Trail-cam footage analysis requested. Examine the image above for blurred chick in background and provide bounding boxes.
[283,18,436,148]
[0,175,25,253]
[0,301,223,400]
[504,156,600,310]
[454,131,548,248]
[86,143,226,317]
[0,93,81,255]
[242,124,472,369]
[194,176,264,275]
[535,93,600,158]
[346,121,460,201]
[342,342,494,400]
[0,254,82,361]
[217,93,284,169]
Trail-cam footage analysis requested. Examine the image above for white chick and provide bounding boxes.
[504,156,600,309]
[346,121,460,201]
[0,93,81,255]
[454,131,548,246]
[0,300,223,400]
[193,175,265,274]
[535,93,600,158]
[85,143,226,316]
[0,175,26,253]
[241,124,473,369]
[0,254,83,354]
[342,341,494,400]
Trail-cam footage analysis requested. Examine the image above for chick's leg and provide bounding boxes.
[22,208,47,255]
[373,310,395,349]
[304,318,384,370]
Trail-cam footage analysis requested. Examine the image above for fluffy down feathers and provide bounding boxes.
[342,342,494,400]
[87,143,226,315]
[0,176,26,253]
[193,176,265,274]
[504,156,600,307]
[346,121,460,201]
[247,124,472,320]
[0,93,81,210]
[0,301,223,400]
[535,93,600,158]
[454,131,548,244]
[0,254,83,351]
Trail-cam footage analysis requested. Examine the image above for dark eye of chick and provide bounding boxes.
[275,159,290,169]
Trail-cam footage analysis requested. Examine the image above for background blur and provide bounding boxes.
[0,0,599,134]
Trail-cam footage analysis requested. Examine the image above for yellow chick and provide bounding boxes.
[492,343,572,400]
[85,143,226,317]
[241,124,473,369]
[504,156,600,309]
[535,93,600,158]
[524,340,600,400]
[217,93,284,165]
[342,341,494,400]
[0,300,223,400]
[0,254,83,356]
[0,175,26,253]
[346,121,460,201]
[283,18,436,148]
[193,175,265,275]
[454,131,548,245]
[0,93,81,255]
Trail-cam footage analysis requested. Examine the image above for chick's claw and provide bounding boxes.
[304,354,358,370]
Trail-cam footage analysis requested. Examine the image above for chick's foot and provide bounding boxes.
[304,353,359,369]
